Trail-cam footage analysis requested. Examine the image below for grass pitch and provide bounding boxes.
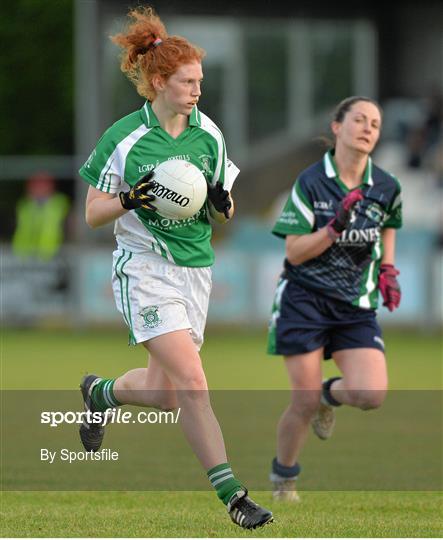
[2,327,441,390]
[1,491,441,537]
[1,327,442,537]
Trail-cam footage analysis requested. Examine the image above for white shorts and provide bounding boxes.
[112,248,212,350]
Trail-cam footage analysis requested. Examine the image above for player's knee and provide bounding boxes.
[354,389,386,410]
[290,390,321,419]
[178,371,208,393]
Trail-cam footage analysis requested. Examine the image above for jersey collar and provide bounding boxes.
[324,149,374,189]
[141,101,201,128]
[189,105,201,126]
[141,102,161,128]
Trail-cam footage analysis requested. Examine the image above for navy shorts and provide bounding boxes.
[267,279,384,360]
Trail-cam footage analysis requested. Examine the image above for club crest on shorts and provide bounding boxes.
[139,306,162,328]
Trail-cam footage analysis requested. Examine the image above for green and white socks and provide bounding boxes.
[207,463,243,505]
[91,378,122,412]
[91,383,242,507]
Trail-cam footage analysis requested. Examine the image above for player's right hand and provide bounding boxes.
[119,171,157,211]
[327,188,364,239]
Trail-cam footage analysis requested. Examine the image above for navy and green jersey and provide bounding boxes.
[273,150,402,309]
[79,101,237,267]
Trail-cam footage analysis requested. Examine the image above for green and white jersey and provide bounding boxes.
[79,102,238,267]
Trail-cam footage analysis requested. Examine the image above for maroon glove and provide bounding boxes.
[327,189,364,240]
[379,264,401,311]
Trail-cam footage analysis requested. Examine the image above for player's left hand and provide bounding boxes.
[378,263,401,311]
[207,181,232,219]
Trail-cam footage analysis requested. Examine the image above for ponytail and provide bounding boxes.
[111,6,205,101]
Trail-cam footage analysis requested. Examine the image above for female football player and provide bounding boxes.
[267,96,402,500]
[78,6,272,529]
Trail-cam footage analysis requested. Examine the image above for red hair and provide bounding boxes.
[111,6,206,101]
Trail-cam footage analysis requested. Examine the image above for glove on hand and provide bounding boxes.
[119,172,157,211]
[327,189,364,239]
[207,181,232,219]
[379,263,401,311]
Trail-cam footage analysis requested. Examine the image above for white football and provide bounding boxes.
[150,159,208,220]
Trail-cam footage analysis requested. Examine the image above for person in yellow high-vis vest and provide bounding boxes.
[12,171,70,261]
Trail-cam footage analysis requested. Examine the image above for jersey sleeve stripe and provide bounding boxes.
[97,156,114,191]
[198,113,226,185]
[291,182,314,228]
[97,124,151,192]
[391,193,402,210]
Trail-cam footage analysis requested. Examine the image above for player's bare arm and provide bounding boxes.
[285,229,333,265]
[85,185,127,229]
[380,227,396,264]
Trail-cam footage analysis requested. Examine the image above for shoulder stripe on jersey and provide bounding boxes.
[291,183,314,228]
[97,124,151,191]
[198,112,225,185]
